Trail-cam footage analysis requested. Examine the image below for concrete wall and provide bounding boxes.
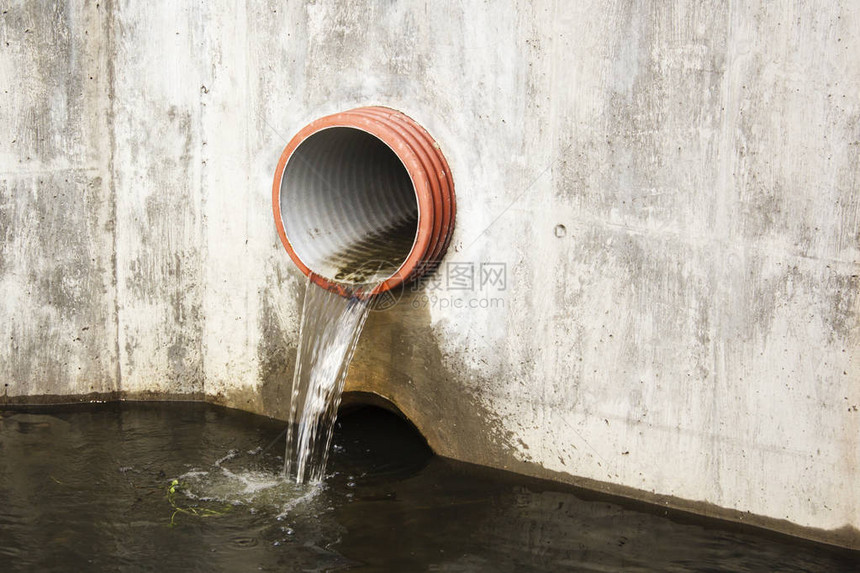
[1,0,858,548]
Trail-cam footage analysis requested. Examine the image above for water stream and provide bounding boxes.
[282,275,376,483]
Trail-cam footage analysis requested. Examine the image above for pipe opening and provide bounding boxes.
[280,127,419,286]
[274,107,455,294]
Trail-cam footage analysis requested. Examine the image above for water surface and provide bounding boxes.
[0,402,855,572]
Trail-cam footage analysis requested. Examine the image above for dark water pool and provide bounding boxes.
[0,402,856,572]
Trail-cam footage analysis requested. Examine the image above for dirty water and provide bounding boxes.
[0,402,856,572]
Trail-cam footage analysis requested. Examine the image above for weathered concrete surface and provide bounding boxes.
[1,0,858,548]
[0,1,117,397]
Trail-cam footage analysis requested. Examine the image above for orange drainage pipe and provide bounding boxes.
[272,107,456,295]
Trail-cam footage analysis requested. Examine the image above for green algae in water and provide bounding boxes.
[0,402,857,572]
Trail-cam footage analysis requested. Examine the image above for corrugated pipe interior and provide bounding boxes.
[273,107,455,295]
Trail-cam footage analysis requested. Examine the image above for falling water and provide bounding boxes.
[283,275,376,484]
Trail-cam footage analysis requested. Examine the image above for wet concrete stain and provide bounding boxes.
[346,289,530,470]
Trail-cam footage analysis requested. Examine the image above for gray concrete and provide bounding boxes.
[1,0,857,548]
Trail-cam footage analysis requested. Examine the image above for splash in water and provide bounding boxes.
[176,447,322,519]
[283,275,375,483]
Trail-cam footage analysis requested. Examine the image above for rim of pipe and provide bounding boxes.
[272,106,456,296]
